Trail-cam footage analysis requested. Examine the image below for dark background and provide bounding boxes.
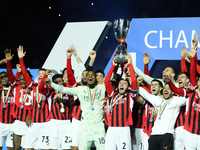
[0,0,199,77]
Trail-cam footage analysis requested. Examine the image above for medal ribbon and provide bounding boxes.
[56,91,64,108]
[111,94,123,107]
[198,89,200,97]
[159,97,173,117]
[2,86,11,104]
[36,87,43,104]
[107,94,123,113]
[150,106,155,118]
[20,88,29,104]
[87,86,97,105]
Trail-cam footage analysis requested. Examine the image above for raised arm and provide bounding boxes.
[66,48,77,87]
[163,75,185,96]
[181,46,188,72]
[87,50,96,71]
[143,52,151,89]
[185,33,199,87]
[104,62,116,96]
[46,79,78,96]
[70,44,86,72]
[139,86,161,107]
[38,70,52,96]
[17,45,32,87]
[5,49,16,84]
[15,64,21,80]
[188,47,198,87]
[132,61,160,85]
[127,53,137,92]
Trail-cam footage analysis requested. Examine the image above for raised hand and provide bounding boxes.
[112,56,118,66]
[45,69,52,76]
[181,46,187,59]
[0,59,7,65]
[143,52,150,66]
[17,45,26,58]
[137,76,144,85]
[181,46,191,63]
[70,44,77,56]
[184,85,195,91]
[192,32,199,49]
[16,64,21,72]
[126,52,132,64]
[44,77,51,85]
[89,50,96,60]
[66,48,73,59]
[4,49,14,61]
[186,44,198,58]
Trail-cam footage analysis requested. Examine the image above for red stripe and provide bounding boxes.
[119,99,122,127]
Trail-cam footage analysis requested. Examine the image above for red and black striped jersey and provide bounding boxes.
[184,89,200,134]
[168,81,200,134]
[132,102,145,128]
[104,92,136,127]
[143,102,156,137]
[39,74,71,120]
[49,91,71,120]
[29,83,50,123]
[0,86,15,124]
[12,87,32,122]
[19,58,50,123]
[6,60,32,122]
[175,106,186,128]
[71,97,82,120]
[103,96,110,126]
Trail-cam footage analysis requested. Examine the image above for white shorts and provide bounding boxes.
[185,129,200,150]
[141,133,149,150]
[22,122,50,149]
[79,120,105,150]
[11,120,28,136]
[0,122,13,147]
[174,126,185,150]
[105,126,131,150]
[70,117,81,147]
[49,119,71,149]
[131,127,145,150]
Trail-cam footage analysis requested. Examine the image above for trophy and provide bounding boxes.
[113,19,130,64]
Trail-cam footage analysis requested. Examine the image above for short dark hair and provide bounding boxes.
[119,78,131,87]
[38,68,46,72]
[169,66,177,79]
[95,70,105,77]
[52,74,63,83]
[62,68,74,75]
[151,78,163,94]
[151,79,163,88]
[178,71,190,79]
[20,70,33,80]
[0,71,7,76]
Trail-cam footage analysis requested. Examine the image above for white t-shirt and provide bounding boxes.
[50,82,106,123]
[139,87,187,135]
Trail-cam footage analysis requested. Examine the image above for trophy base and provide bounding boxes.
[114,58,128,64]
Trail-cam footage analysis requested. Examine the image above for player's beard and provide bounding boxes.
[119,88,128,95]
[82,79,87,85]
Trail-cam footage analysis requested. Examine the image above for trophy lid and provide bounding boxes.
[113,19,130,40]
